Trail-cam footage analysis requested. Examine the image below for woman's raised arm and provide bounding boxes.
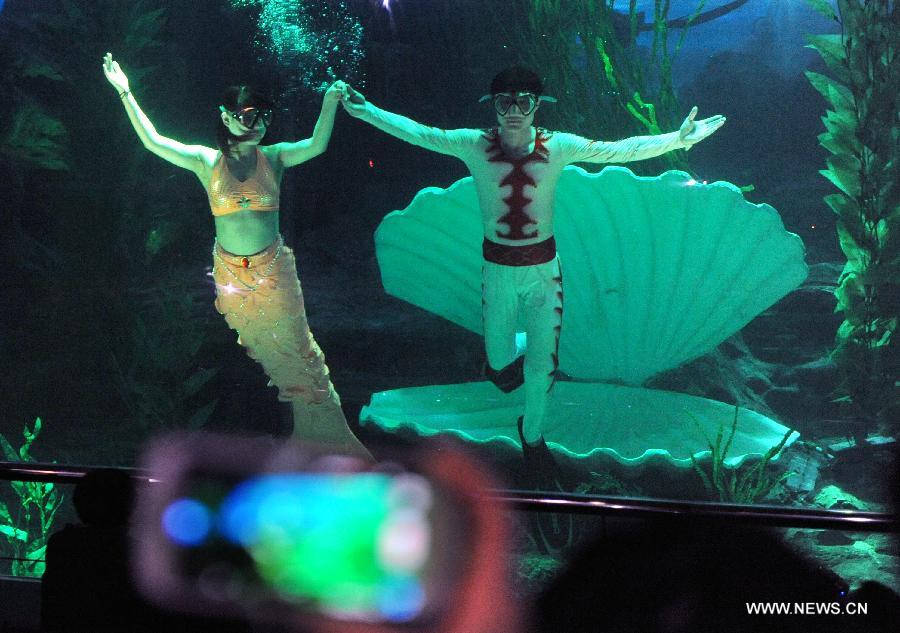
[103,53,215,175]
[269,80,344,169]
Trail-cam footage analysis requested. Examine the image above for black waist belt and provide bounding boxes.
[482,236,556,266]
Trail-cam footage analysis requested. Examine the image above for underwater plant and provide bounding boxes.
[488,1,720,175]
[688,405,794,505]
[0,17,67,171]
[0,0,168,172]
[518,552,564,587]
[110,286,220,432]
[804,0,899,443]
[0,98,68,171]
[574,468,642,497]
[0,418,64,577]
[2,1,229,445]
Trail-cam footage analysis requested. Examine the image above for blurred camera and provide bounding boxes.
[133,434,511,633]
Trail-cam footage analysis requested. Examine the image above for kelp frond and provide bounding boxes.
[0,100,68,170]
[688,405,794,504]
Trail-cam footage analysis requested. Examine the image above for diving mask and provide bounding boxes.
[478,92,558,116]
[220,105,274,129]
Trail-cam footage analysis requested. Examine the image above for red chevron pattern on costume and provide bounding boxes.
[484,128,551,240]
[549,270,563,392]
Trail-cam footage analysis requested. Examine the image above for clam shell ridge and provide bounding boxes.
[375,165,808,384]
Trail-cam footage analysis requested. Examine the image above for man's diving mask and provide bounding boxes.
[479,92,557,116]
[220,105,274,129]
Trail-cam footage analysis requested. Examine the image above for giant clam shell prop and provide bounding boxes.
[363,382,799,469]
[362,166,808,469]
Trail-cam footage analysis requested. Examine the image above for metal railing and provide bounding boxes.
[497,490,899,532]
[2,461,898,532]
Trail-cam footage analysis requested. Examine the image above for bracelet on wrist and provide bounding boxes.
[119,90,131,99]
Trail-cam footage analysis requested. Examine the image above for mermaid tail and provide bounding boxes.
[213,239,372,458]
[212,237,343,411]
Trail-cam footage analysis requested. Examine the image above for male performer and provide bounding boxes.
[342,66,724,470]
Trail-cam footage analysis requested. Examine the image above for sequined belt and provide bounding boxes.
[482,236,556,266]
[214,235,283,270]
[212,235,284,292]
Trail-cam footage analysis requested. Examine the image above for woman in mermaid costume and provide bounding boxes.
[103,53,369,459]
[343,66,725,474]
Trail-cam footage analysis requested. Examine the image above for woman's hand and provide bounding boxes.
[324,80,347,105]
[102,52,130,95]
[340,84,367,117]
[678,106,726,149]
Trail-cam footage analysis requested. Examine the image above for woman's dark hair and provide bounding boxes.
[489,66,544,96]
[216,85,275,158]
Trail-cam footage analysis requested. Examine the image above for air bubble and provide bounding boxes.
[230,0,365,98]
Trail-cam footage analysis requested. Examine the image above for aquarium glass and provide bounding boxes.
[1,0,896,607]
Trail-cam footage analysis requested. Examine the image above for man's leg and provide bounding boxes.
[482,261,523,392]
[518,257,572,550]
[520,257,563,444]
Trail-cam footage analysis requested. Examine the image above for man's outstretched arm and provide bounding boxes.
[562,106,726,164]
[341,85,480,158]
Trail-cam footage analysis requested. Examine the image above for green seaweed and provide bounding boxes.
[805,0,899,443]
[110,285,220,432]
[498,1,729,175]
[3,1,227,440]
[0,100,69,170]
[518,552,564,585]
[574,468,642,497]
[0,418,64,577]
[688,405,794,504]
[0,0,167,172]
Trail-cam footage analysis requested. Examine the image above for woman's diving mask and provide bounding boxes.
[220,105,274,129]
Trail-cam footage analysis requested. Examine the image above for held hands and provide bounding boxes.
[102,53,130,95]
[324,80,347,105]
[339,84,367,117]
[677,106,726,150]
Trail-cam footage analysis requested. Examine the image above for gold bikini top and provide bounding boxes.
[208,149,279,216]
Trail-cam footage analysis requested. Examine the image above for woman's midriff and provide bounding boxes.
[214,210,281,255]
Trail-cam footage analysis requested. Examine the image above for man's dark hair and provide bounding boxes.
[490,66,544,96]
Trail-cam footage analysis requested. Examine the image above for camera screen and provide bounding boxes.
[158,470,435,623]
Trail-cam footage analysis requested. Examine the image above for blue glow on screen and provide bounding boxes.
[162,498,213,546]
[378,576,426,621]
